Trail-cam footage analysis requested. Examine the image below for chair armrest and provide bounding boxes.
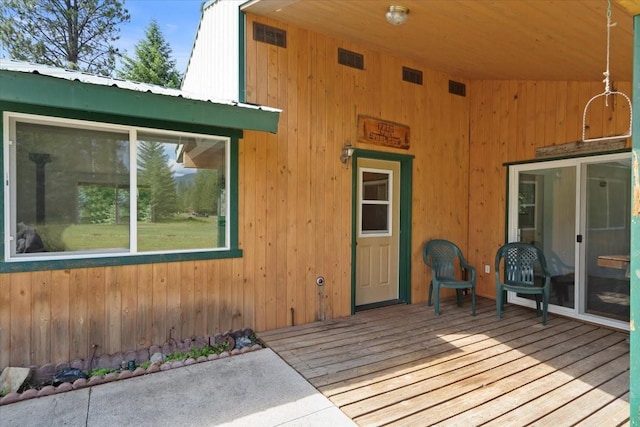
[461,261,476,283]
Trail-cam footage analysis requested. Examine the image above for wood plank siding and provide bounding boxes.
[260,298,630,426]
[0,15,632,369]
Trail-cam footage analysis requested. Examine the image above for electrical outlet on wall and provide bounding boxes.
[484,265,490,274]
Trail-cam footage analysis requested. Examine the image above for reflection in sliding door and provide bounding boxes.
[509,152,631,330]
[516,167,576,309]
[584,160,631,322]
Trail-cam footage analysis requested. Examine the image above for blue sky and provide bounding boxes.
[120,0,205,75]
[0,0,204,75]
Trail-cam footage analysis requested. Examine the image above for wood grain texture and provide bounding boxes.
[0,15,632,369]
[261,298,629,426]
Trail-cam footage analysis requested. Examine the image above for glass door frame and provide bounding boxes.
[507,151,630,331]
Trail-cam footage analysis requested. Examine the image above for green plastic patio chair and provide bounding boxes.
[495,242,551,325]
[423,239,476,316]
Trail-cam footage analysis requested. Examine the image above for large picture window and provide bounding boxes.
[5,113,230,260]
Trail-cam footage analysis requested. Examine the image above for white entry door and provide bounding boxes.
[355,158,400,306]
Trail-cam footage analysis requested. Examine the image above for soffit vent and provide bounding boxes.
[449,80,466,97]
[338,48,364,70]
[253,22,287,48]
[402,66,423,85]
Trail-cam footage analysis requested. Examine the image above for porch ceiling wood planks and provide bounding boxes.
[259,297,630,426]
[243,0,635,82]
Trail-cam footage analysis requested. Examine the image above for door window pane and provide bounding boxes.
[361,170,391,234]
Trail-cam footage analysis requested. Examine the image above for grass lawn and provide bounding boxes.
[52,216,220,252]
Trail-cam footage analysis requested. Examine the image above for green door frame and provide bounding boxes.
[350,149,414,314]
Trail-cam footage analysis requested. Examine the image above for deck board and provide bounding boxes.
[259,297,630,426]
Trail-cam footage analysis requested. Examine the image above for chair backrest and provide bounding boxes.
[423,239,465,281]
[495,242,548,287]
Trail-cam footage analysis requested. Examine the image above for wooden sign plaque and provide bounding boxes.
[357,115,410,149]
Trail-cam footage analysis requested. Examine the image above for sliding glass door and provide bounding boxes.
[508,152,630,330]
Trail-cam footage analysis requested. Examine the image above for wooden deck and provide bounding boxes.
[258,297,630,426]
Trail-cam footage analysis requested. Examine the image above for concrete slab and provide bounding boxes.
[0,388,90,427]
[0,349,356,427]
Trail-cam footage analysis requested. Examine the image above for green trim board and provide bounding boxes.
[0,249,244,274]
[0,69,280,133]
[350,149,414,314]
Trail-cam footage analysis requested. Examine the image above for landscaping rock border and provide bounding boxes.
[0,328,264,406]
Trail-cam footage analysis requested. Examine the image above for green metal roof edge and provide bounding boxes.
[0,70,280,134]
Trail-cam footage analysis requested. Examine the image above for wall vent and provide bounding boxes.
[402,67,423,85]
[338,48,364,70]
[253,22,287,48]
[449,80,466,97]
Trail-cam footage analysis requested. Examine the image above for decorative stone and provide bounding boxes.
[0,367,32,394]
[0,392,21,405]
[118,370,133,380]
[132,367,146,377]
[112,353,125,368]
[150,352,164,364]
[72,378,88,389]
[19,389,38,400]
[0,328,263,402]
[87,376,105,387]
[96,355,111,369]
[70,359,85,370]
[37,385,56,397]
[137,349,149,362]
[35,363,55,385]
[56,382,73,393]
[103,372,118,382]
[54,362,70,374]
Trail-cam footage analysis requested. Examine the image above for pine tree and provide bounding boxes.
[137,141,177,222]
[118,20,182,88]
[0,0,130,75]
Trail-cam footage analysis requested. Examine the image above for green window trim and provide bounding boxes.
[0,105,244,273]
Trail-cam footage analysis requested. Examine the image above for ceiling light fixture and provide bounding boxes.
[386,5,409,26]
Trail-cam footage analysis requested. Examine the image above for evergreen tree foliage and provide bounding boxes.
[118,20,182,87]
[137,141,178,222]
[192,170,218,215]
[78,185,129,224]
[0,0,130,75]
